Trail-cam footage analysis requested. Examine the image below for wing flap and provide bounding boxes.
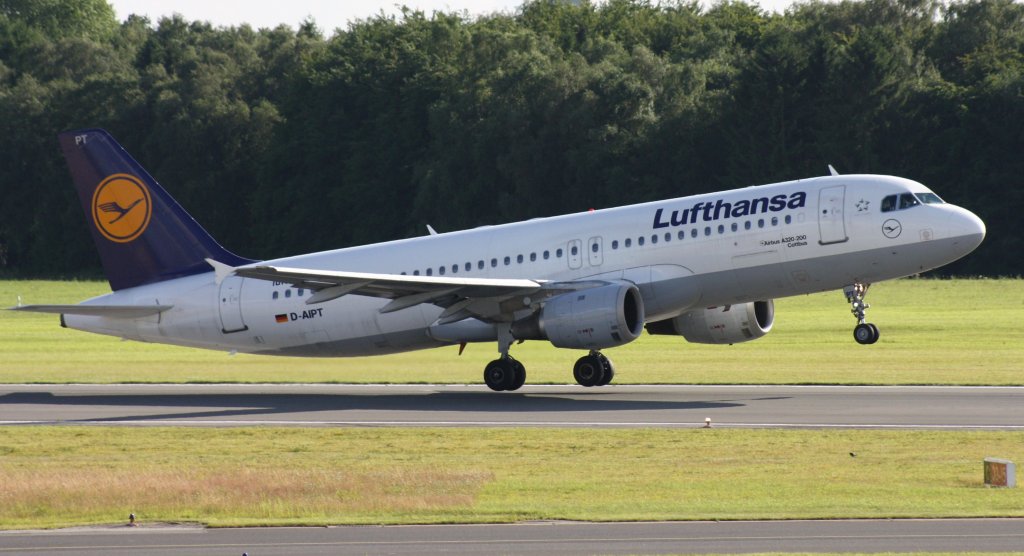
[8,304,172,318]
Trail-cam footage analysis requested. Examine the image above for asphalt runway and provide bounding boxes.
[2,519,1024,555]
[1,384,1023,429]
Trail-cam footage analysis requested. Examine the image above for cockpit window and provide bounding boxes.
[881,195,897,212]
[915,192,944,204]
[898,193,919,210]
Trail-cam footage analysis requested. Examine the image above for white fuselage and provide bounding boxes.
[65,174,985,356]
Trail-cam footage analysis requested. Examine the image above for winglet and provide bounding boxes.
[828,164,840,176]
[205,258,235,285]
[426,224,438,236]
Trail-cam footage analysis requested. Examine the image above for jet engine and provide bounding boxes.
[512,282,645,350]
[645,300,774,344]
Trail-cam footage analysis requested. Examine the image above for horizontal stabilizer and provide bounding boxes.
[8,304,172,318]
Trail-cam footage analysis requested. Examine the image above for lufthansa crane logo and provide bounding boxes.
[91,174,152,243]
[882,219,902,239]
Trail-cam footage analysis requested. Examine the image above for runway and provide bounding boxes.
[1,384,1023,429]
[3,519,1024,555]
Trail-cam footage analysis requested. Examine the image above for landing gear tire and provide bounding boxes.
[510,359,527,390]
[853,322,879,345]
[574,351,613,387]
[597,355,615,386]
[485,358,524,391]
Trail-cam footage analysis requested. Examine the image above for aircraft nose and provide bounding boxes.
[947,206,986,253]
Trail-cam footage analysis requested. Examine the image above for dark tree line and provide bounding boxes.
[1,0,1020,278]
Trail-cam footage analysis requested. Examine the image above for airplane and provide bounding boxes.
[10,129,986,391]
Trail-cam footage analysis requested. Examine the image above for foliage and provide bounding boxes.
[0,0,1020,277]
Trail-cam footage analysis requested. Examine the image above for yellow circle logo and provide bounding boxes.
[91,174,152,243]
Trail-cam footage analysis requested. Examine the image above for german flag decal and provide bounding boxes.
[275,314,288,323]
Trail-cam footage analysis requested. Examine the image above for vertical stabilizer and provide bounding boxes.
[59,129,253,291]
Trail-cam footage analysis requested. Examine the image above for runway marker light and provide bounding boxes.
[703,417,711,428]
[128,513,136,526]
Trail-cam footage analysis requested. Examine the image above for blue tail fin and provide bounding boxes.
[59,129,254,291]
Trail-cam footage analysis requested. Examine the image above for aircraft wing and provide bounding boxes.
[8,304,172,318]
[234,264,551,323]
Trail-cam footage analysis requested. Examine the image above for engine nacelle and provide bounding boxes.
[512,282,645,350]
[645,300,774,345]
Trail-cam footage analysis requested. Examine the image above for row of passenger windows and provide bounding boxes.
[400,213,796,277]
[271,288,307,300]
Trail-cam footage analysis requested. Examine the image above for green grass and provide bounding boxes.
[2,278,1022,384]
[0,427,1021,529]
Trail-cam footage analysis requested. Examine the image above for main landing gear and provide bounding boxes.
[573,350,615,387]
[483,356,526,391]
[483,329,616,391]
[844,282,879,345]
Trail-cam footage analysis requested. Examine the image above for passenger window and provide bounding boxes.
[665,232,671,242]
[517,254,523,264]
[298,289,304,296]
[491,258,497,268]
[745,221,751,230]
[771,217,778,226]
[478,261,484,270]
[504,256,511,266]
[426,268,433,276]
[272,291,278,300]
[543,250,550,260]
[881,195,897,212]
[439,266,445,275]
[612,240,619,250]
[731,222,738,232]
[758,219,765,228]
[556,248,563,257]
[625,238,632,248]
[285,289,291,298]
[530,253,537,262]
[899,193,919,210]
[591,242,598,252]
[677,231,685,240]
[570,245,578,256]
[650,234,657,244]
[785,215,792,224]
[691,229,697,238]
[450,264,457,274]
[717,224,724,234]
[704,227,711,236]
[465,262,471,272]
[638,236,645,246]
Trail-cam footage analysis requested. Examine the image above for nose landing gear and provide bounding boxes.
[845,283,879,345]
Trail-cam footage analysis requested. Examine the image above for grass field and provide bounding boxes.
[0,427,1021,529]
[1,278,1021,384]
